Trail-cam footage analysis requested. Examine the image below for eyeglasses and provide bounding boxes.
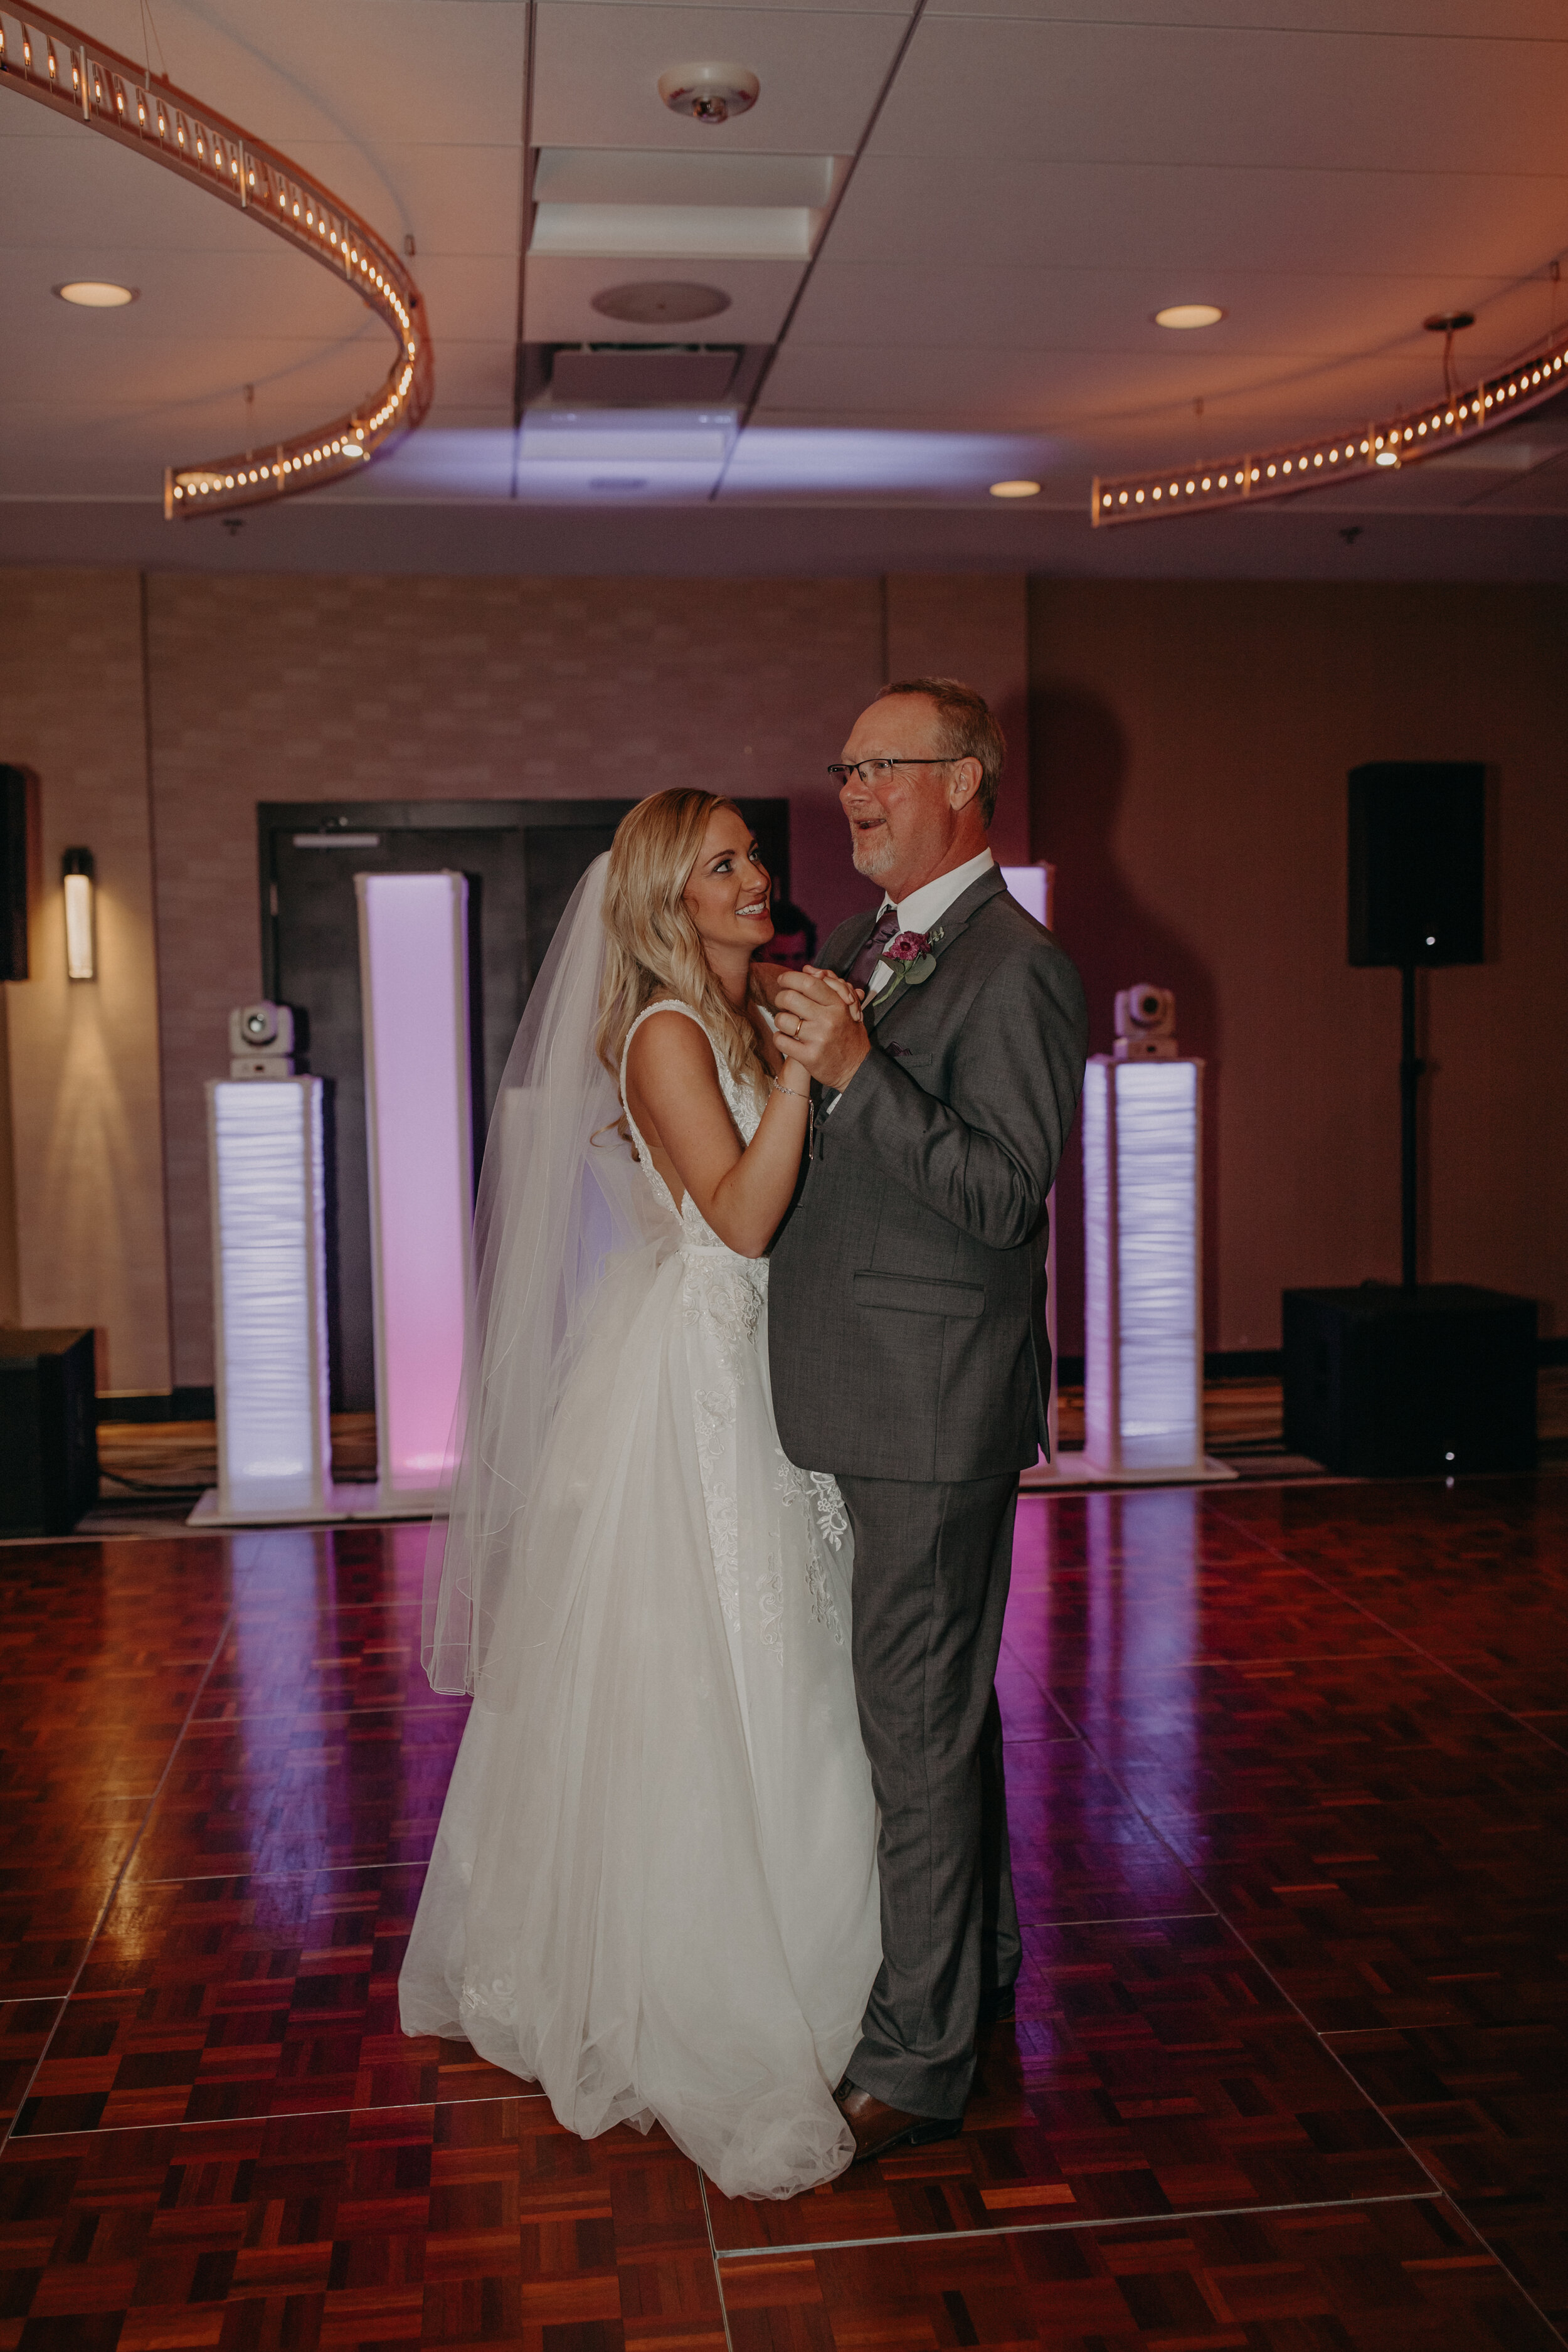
[827,757,956,787]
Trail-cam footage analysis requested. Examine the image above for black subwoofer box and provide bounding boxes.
[1282,1286,1536,1476]
[0,1328,99,1534]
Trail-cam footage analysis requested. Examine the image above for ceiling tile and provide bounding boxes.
[285,142,524,258]
[522,253,804,342]
[820,155,1568,280]
[753,337,1505,445]
[531,5,911,152]
[869,16,1568,176]
[423,342,518,412]
[406,252,519,342]
[65,0,527,150]
[0,253,375,349]
[788,258,1542,357]
[925,0,1564,33]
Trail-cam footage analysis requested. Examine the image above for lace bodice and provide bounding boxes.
[619,1002,765,1256]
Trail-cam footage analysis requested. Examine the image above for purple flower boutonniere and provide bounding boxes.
[867,923,944,1024]
[884,929,937,985]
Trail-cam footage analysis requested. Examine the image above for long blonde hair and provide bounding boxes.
[595,790,770,1116]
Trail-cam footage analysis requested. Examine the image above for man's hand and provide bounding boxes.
[775,967,872,1094]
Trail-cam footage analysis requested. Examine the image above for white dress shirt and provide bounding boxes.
[864,849,995,998]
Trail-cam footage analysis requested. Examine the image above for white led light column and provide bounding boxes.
[1002,866,1059,1460]
[357,871,474,1505]
[208,1076,332,1518]
[1083,1056,1204,1475]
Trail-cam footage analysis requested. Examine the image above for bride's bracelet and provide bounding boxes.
[770,1073,811,1104]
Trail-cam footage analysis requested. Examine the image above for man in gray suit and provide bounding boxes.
[768,678,1088,2163]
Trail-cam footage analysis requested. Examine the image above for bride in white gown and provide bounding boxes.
[400,790,881,2199]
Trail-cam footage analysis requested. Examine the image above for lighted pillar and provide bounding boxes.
[356,871,474,1503]
[208,1076,332,1518]
[1003,864,1060,1460]
[1082,1056,1204,1475]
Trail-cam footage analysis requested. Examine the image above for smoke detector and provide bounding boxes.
[657,62,759,125]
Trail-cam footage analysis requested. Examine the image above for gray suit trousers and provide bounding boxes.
[838,1470,1022,2121]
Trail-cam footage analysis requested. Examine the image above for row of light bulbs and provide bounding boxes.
[171,438,365,501]
[1095,342,1568,524]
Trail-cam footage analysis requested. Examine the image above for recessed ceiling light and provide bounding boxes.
[989,479,1040,499]
[55,280,139,308]
[1154,304,1224,330]
[55,280,139,307]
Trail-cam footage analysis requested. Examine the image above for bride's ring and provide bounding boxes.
[790,1014,803,1037]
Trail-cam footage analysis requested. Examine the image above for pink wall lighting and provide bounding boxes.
[1003,864,1059,1461]
[356,872,474,1501]
[1000,864,1054,930]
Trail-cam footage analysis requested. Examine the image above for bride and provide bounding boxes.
[400,789,882,2199]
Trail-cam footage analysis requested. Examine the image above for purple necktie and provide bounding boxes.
[845,904,900,994]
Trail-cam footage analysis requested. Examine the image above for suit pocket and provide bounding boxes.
[852,1270,985,1320]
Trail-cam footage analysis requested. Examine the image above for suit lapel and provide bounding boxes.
[864,867,1007,1031]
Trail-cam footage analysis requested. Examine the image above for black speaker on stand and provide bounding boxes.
[1283,763,1537,1476]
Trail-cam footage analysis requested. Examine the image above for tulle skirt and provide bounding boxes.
[399,1234,881,2199]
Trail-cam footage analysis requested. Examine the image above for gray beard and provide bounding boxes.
[850,830,896,879]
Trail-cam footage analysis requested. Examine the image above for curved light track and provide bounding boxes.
[1093,319,1568,527]
[0,4,433,519]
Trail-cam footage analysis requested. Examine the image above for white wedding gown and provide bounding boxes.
[400,1001,881,2198]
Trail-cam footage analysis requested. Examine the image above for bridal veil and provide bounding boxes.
[421,851,662,1698]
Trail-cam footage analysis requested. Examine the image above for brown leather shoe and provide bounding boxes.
[835,2081,961,2165]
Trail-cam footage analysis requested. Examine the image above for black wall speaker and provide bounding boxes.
[1348,761,1485,968]
[0,765,30,983]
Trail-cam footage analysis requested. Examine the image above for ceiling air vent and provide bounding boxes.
[547,345,741,407]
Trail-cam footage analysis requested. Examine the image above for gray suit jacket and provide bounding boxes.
[768,867,1088,1484]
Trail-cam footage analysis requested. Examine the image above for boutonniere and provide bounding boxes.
[867,923,945,1022]
[884,928,938,985]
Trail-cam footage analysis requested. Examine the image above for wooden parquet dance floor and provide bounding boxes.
[2,1476,1565,2349]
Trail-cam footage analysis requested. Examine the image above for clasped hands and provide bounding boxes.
[771,966,872,1095]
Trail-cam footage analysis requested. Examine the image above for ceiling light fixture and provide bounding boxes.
[55,280,137,307]
[657,62,760,125]
[1154,304,1225,330]
[1094,312,1568,526]
[989,479,1041,499]
[3,3,432,520]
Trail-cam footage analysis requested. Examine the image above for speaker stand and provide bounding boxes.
[1399,961,1423,1290]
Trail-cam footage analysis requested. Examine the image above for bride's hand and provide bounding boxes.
[775,972,872,1094]
[800,966,864,1022]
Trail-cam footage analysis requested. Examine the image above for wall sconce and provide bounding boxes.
[61,847,95,980]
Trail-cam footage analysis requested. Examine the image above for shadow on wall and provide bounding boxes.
[1030,686,1221,1359]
